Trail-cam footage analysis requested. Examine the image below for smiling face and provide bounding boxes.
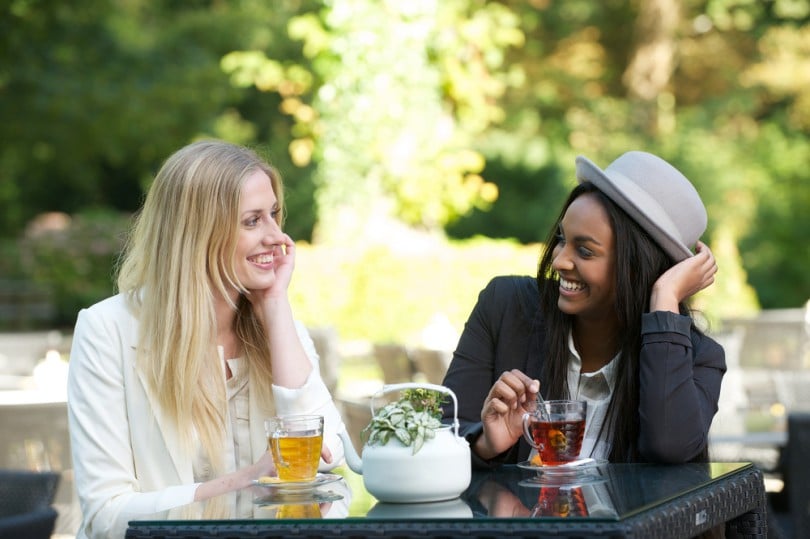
[551,193,617,321]
[232,169,285,294]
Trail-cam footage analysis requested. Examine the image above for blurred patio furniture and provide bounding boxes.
[372,343,415,384]
[0,468,60,539]
[337,397,373,452]
[307,325,341,395]
[0,393,80,536]
[786,412,810,538]
[410,347,452,385]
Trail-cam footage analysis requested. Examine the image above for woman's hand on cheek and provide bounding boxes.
[247,234,297,309]
[272,234,296,285]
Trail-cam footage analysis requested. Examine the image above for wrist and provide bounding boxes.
[473,431,499,461]
[649,287,679,313]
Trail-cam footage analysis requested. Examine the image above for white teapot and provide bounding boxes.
[338,382,471,503]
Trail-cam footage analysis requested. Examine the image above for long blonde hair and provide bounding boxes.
[117,140,283,475]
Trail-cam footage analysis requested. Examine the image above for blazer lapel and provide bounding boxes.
[248,376,275,463]
[132,362,191,483]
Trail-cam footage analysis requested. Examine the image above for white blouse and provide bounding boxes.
[565,331,618,460]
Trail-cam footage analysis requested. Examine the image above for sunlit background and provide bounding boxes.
[1,1,809,536]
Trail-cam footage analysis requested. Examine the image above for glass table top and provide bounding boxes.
[128,461,753,526]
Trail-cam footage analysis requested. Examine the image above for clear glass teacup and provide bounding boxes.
[521,400,587,466]
[265,414,324,482]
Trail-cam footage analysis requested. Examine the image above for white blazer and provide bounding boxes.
[67,294,345,539]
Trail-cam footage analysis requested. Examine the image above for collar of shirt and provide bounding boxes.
[566,331,619,400]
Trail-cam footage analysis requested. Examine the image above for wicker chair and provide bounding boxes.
[0,469,60,538]
[787,412,810,538]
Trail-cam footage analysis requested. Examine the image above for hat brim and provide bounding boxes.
[575,155,694,262]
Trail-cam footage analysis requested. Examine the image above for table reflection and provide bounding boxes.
[137,475,352,525]
[367,498,473,519]
[464,465,618,519]
[128,462,747,525]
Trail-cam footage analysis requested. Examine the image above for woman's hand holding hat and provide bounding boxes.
[649,241,718,313]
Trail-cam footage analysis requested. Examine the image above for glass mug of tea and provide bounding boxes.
[275,502,322,519]
[531,485,589,517]
[265,414,324,482]
[521,400,587,466]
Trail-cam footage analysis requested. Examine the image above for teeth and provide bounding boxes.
[251,254,274,264]
[559,277,584,291]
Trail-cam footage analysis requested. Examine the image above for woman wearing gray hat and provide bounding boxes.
[442,151,724,466]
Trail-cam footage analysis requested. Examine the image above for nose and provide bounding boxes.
[551,244,573,272]
[261,217,283,243]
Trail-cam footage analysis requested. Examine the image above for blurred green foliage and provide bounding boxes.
[2,0,809,331]
[0,0,319,241]
[290,236,541,343]
[14,211,130,329]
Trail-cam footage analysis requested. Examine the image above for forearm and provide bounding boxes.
[262,295,312,387]
[193,467,254,502]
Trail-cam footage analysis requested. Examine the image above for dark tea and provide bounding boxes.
[528,417,585,465]
[531,486,588,517]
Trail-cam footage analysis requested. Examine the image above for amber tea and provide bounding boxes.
[266,415,324,482]
[277,502,321,519]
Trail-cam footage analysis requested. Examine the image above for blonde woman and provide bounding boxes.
[67,140,346,538]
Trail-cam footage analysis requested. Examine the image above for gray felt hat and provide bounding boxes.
[575,151,707,262]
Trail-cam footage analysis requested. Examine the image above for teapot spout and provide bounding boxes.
[338,428,363,474]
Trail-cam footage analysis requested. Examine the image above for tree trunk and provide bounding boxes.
[622,0,681,135]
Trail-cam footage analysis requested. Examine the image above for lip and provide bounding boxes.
[248,253,275,268]
[557,277,586,297]
[558,285,580,299]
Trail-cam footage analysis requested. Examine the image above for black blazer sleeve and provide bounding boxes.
[637,311,726,462]
[441,276,539,468]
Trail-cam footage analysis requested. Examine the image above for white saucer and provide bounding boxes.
[254,488,344,506]
[252,472,343,491]
[517,458,607,477]
[518,474,607,487]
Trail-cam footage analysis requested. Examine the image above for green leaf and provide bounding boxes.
[413,433,425,455]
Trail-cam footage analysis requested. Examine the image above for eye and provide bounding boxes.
[554,226,565,245]
[577,246,594,258]
[243,215,261,227]
[270,206,281,220]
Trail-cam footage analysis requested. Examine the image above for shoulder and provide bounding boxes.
[69,294,139,385]
[74,293,137,341]
[82,293,131,317]
[76,293,130,322]
[482,275,537,298]
[480,275,538,315]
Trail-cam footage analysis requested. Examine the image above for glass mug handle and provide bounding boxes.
[270,430,289,468]
[522,412,541,450]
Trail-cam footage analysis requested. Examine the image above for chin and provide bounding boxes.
[242,275,276,291]
[557,299,582,316]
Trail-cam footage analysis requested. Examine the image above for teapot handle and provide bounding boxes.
[370,382,462,439]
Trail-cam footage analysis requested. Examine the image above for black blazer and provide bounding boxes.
[442,276,726,468]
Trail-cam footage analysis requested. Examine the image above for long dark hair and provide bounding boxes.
[535,182,689,462]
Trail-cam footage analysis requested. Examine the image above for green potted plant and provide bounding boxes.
[362,388,447,454]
